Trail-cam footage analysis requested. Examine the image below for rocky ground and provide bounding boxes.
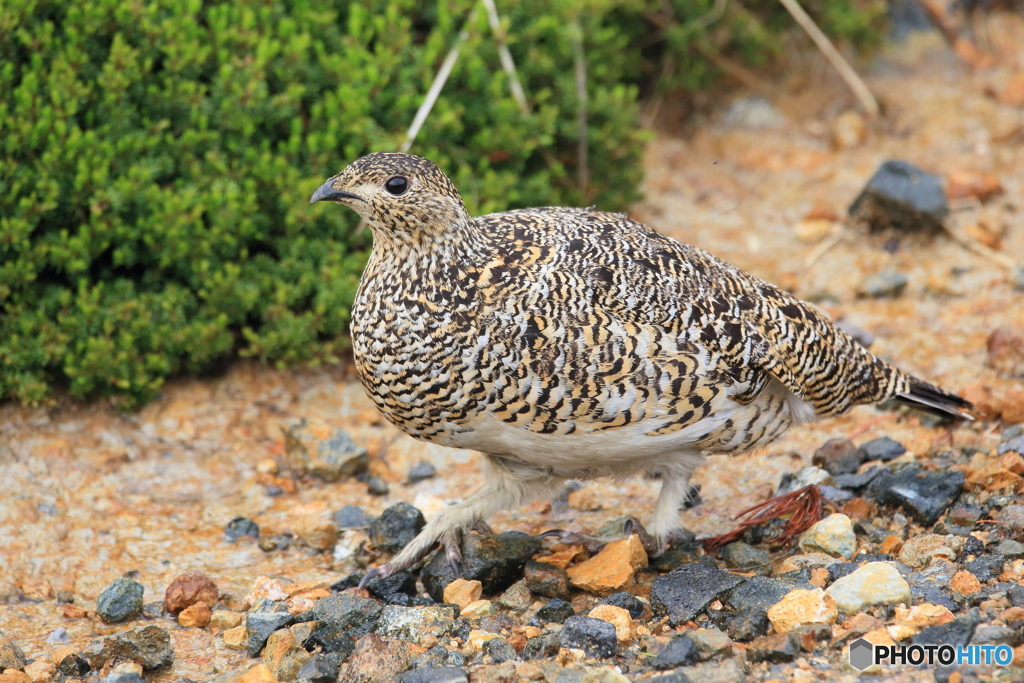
[3,9,1024,683]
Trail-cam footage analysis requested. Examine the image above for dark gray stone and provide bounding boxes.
[246,612,295,657]
[947,504,984,527]
[482,638,517,663]
[827,563,858,583]
[332,505,372,529]
[524,634,561,659]
[652,636,697,670]
[651,563,746,626]
[964,555,1004,583]
[407,461,437,484]
[366,476,390,496]
[297,652,341,682]
[859,436,906,462]
[865,465,964,526]
[912,615,978,647]
[524,561,571,600]
[725,606,770,642]
[306,623,356,658]
[724,576,806,612]
[559,616,617,658]
[88,625,174,671]
[303,593,383,639]
[597,592,645,620]
[365,570,418,604]
[970,624,1021,647]
[747,633,799,663]
[536,598,574,623]
[647,672,692,683]
[992,539,1024,559]
[1009,584,1024,607]
[818,485,853,506]
[225,516,260,541]
[720,542,770,575]
[96,578,145,624]
[369,502,426,553]
[421,531,540,601]
[398,668,468,683]
[58,653,91,677]
[833,468,880,492]
[849,159,949,232]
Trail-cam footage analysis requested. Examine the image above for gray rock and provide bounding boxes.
[246,611,295,657]
[407,461,437,484]
[365,570,418,605]
[964,555,1004,583]
[688,627,732,661]
[652,636,697,670]
[99,674,145,683]
[495,579,533,611]
[559,616,617,658]
[369,502,425,553]
[0,632,26,670]
[57,653,91,677]
[524,561,571,600]
[849,159,949,232]
[833,467,880,492]
[225,516,260,541]
[367,476,390,496]
[652,563,746,626]
[536,598,574,623]
[283,419,368,482]
[912,615,978,646]
[332,505,372,529]
[865,465,964,526]
[997,435,1024,457]
[597,592,645,620]
[96,578,145,624]
[746,632,799,663]
[724,606,770,642]
[297,652,341,682]
[375,604,459,643]
[724,576,807,612]
[307,622,356,658]
[858,436,906,461]
[524,634,561,659]
[860,271,910,298]
[947,504,984,526]
[88,625,174,671]
[720,542,770,575]
[992,539,1024,559]
[812,438,862,475]
[970,623,1021,647]
[397,668,469,683]
[302,593,383,654]
[421,531,540,601]
[482,638,517,663]
[995,504,1024,529]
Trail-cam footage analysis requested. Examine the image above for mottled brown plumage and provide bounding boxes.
[310,152,970,581]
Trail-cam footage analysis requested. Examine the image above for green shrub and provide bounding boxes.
[0,0,883,407]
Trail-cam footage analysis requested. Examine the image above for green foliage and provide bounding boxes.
[0,0,883,407]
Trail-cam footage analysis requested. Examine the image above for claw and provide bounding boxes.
[623,516,660,556]
[446,542,463,577]
[358,563,393,589]
[471,520,493,535]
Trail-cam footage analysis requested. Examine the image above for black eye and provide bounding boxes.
[385,176,408,195]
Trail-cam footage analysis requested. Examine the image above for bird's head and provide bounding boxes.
[310,152,470,242]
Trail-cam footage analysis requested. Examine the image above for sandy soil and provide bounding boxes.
[1,16,1022,683]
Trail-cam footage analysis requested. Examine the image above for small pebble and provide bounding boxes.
[481,638,516,663]
[536,598,574,623]
[858,436,906,461]
[369,502,425,553]
[766,588,837,633]
[407,461,437,483]
[559,616,618,659]
[797,513,856,559]
[332,505,372,528]
[524,561,571,600]
[721,542,771,574]
[825,562,911,615]
[96,578,145,624]
[0,633,26,670]
[588,604,633,644]
[443,579,482,610]
[746,632,800,663]
[367,476,390,496]
[597,592,645,620]
[57,653,91,677]
[849,159,948,233]
[859,271,909,298]
[164,570,219,614]
[225,517,260,541]
[296,653,341,683]
[652,635,697,670]
[812,438,862,476]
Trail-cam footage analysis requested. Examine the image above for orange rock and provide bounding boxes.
[24,657,55,683]
[210,610,244,631]
[246,576,289,604]
[961,384,1002,421]
[533,545,587,570]
[998,72,1024,107]
[223,625,248,650]
[1014,644,1024,667]
[794,219,835,243]
[60,603,88,619]
[879,535,904,556]
[178,601,212,628]
[840,498,872,522]
[262,629,311,682]
[810,567,830,589]
[887,603,954,641]
[0,672,31,683]
[947,170,1003,201]
[804,202,840,222]
[566,535,647,596]
[19,578,53,601]
[963,220,1005,250]
[225,665,277,683]
[293,516,338,551]
[767,588,838,633]
[997,453,1024,476]
[588,604,634,644]
[287,588,331,615]
[165,570,219,614]
[988,328,1024,378]
[443,579,482,610]
[966,467,1024,493]
[949,571,982,596]
[283,579,331,597]
[1003,389,1024,425]
[567,487,606,511]
[831,110,867,150]
[1000,559,1024,583]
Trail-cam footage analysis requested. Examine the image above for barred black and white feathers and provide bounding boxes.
[310,152,971,580]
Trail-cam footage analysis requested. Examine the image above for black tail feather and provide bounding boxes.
[894,377,974,421]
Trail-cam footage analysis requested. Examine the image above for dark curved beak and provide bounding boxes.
[309,180,363,205]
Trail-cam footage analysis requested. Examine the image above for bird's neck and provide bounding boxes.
[365,214,486,289]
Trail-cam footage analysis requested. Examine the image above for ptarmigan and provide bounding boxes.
[309,152,971,583]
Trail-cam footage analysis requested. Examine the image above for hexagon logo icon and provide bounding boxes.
[849,637,875,671]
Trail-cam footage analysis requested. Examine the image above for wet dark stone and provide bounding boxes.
[307,622,356,658]
[827,563,858,583]
[833,468,880,492]
[849,159,949,233]
[246,611,295,657]
[524,634,561,659]
[992,539,1024,559]
[369,502,426,554]
[964,555,1004,583]
[652,563,746,626]
[912,615,978,647]
[303,593,383,637]
[651,545,701,573]
[865,465,964,526]
[746,633,799,663]
[225,516,260,541]
[365,570,418,605]
[912,586,958,612]
[421,531,541,601]
[720,542,770,575]
[96,578,145,624]
[524,561,571,600]
[407,461,437,484]
[559,616,617,659]
[367,476,390,496]
[397,667,469,683]
[536,598,574,623]
[812,439,863,476]
[652,636,697,670]
[482,637,517,664]
[58,653,91,677]
[332,505,372,529]
[89,625,174,671]
[724,576,807,612]
[297,652,341,682]
[598,592,645,620]
[725,606,770,642]
[818,485,853,507]
[859,436,907,462]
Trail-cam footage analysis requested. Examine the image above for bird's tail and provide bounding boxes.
[895,376,974,421]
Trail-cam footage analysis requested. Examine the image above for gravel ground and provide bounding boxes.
[2,15,1024,683]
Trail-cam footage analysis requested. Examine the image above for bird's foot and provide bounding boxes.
[537,528,606,554]
[442,527,463,577]
[622,516,660,556]
[358,563,395,589]
[471,520,493,535]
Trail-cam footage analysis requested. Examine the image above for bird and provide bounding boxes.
[309,152,972,584]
